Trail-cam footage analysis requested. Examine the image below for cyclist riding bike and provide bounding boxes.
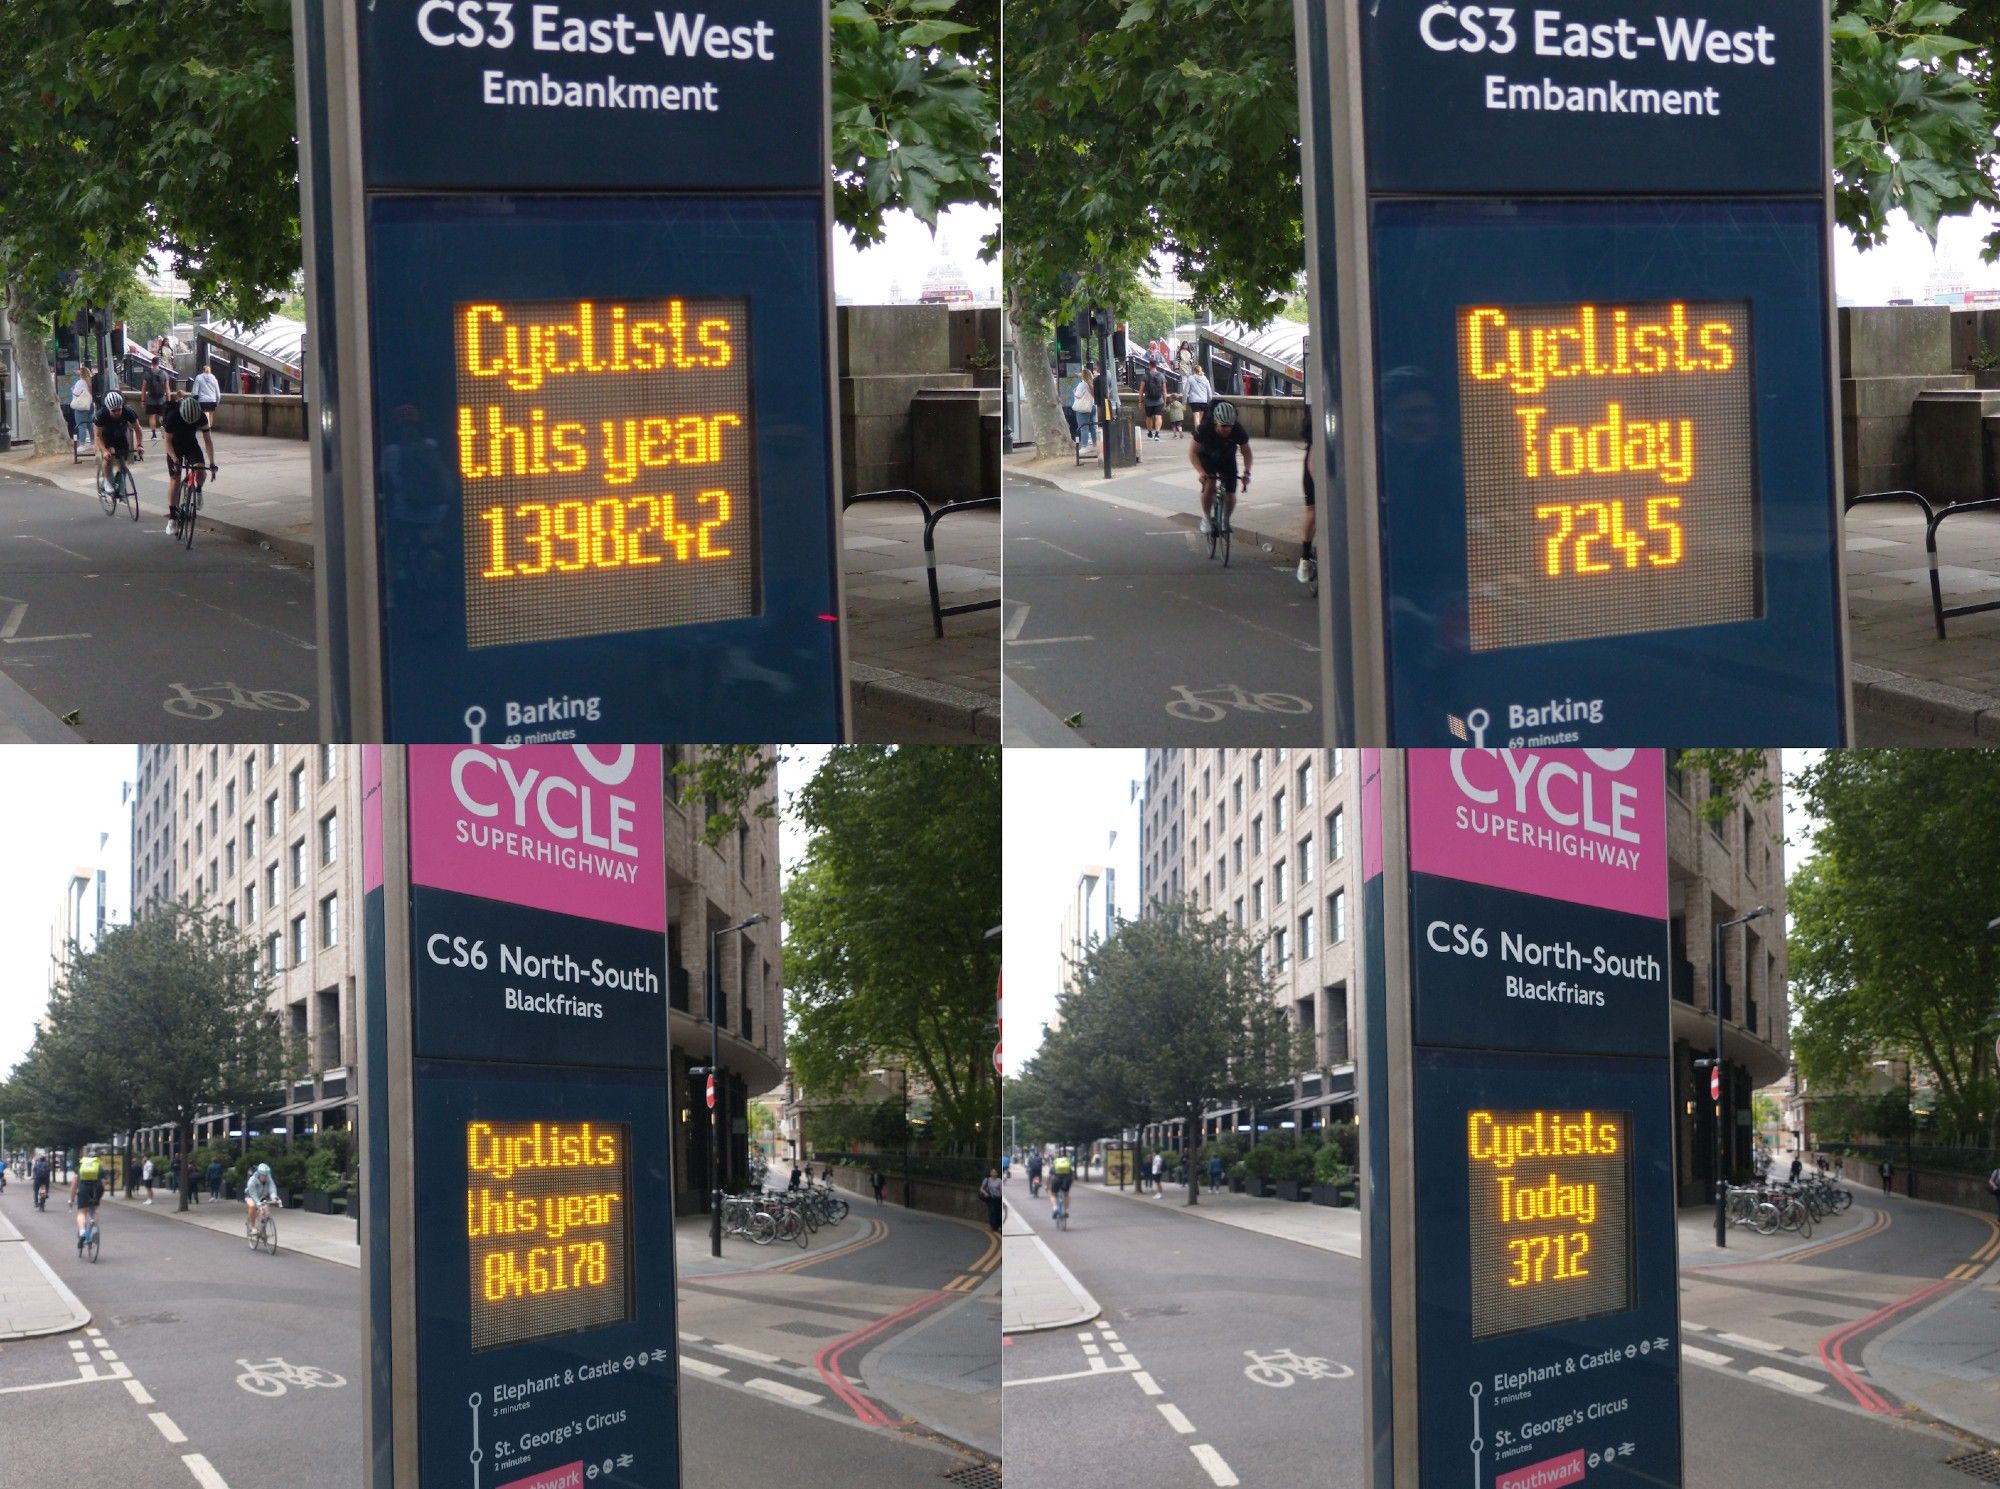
[1049,1151,1074,1223]
[163,395,216,526]
[71,1153,105,1252]
[94,390,144,495]
[1189,400,1252,537]
[1026,1148,1043,1197]
[31,1154,50,1209]
[243,1162,280,1242]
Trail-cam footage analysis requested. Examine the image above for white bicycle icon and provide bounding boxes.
[1243,1348,1355,1388]
[236,1358,347,1397]
[1165,684,1313,724]
[164,682,311,721]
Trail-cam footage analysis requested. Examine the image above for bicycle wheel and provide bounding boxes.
[748,1212,776,1246]
[85,1226,99,1263]
[182,485,199,549]
[1753,1202,1779,1235]
[118,466,140,521]
[1219,508,1232,568]
[264,1215,278,1255]
[99,471,116,516]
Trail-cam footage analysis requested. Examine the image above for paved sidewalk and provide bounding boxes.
[101,1188,360,1268]
[1079,1167,1364,1257]
[1001,1201,1100,1335]
[1675,1191,1870,1268]
[0,1199,91,1338]
[1010,443,2000,742]
[0,434,999,741]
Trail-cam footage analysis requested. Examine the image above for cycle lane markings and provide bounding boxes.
[181,1452,230,1489]
[151,1411,189,1443]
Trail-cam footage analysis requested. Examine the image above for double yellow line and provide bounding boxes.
[766,1217,889,1275]
[944,1227,1002,1292]
[1946,1214,2000,1280]
[1770,1202,1891,1266]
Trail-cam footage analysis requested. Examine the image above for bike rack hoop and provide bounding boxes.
[842,488,1001,638]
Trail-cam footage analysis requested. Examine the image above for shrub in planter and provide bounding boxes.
[1243,1145,1278,1180]
[1312,1145,1355,1205]
[1226,1161,1248,1193]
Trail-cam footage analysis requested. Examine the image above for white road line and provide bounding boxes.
[124,1380,154,1405]
[1718,1332,1782,1355]
[1132,1371,1164,1396]
[1748,1366,1827,1396]
[1158,1403,1196,1434]
[680,1357,730,1378]
[1097,1328,1120,1341]
[1002,1360,1139,1387]
[1003,605,1029,642]
[1008,636,1095,646]
[85,1328,102,1338]
[1190,1444,1241,1486]
[1681,1321,1709,1332]
[744,1377,822,1407]
[714,1344,782,1365]
[150,1412,188,1444]
[1075,1330,1096,1341]
[182,1453,230,1489]
[678,1332,702,1344]
[97,1349,120,1361]
[1109,1342,1131,1355]
[1081,1343,1100,1356]
[1681,1343,1733,1368]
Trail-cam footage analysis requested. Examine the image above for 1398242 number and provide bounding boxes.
[479,492,734,580]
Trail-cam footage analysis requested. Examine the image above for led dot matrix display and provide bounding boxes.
[1457,299,1761,653]
[454,297,760,649]
[1466,1109,1635,1340]
[466,1119,634,1352]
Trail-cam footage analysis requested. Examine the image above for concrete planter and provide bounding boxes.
[1274,1178,1306,1202]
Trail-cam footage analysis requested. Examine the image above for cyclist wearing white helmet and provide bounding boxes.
[163,394,216,528]
[93,389,143,495]
[1188,399,1252,537]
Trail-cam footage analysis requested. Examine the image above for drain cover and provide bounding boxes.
[943,1465,1001,1489]
[1947,1450,2000,1483]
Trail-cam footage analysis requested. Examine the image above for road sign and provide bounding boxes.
[1711,1067,1721,1102]
[362,745,678,1489]
[1359,749,1681,1489]
[296,0,847,741]
[1296,2,1848,743]
[706,1073,716,1111]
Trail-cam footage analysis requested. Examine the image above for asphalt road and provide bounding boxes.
[0,1186,359,1489]
[1003,475,1322,746]
[0,468,318,740]
[1003,1184,1360,1489]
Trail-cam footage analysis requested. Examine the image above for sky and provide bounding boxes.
[0,746,135,1076]
[832,203,1000,305]
[1002,749,1144,1077]
[1834,208,2000,305]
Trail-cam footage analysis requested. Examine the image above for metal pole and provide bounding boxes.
[1907,1060,1916,1201]
[1097,318,1113,480]
[708,927,722,1259]
[902,1068,912,1208]
[1713,911,1727,1249]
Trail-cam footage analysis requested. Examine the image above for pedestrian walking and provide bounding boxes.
[1181,363,1214,435]
[1071,366,1099,455]
[1879,1158,1894,1194]
[1140,359,1167,441]
[1789,1154,1803,1185]
[788,1163,802,1191]
[1208,1150,1224,1193]
[207,1156,224,1202]
[141,1154,156,1204]
[1150,1149,1164,1195]
[870,1167,887,1206]
[69,368,94,447]
[980,1167,1004,1232]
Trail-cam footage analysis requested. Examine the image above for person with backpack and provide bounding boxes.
[1140,358,1168,441]
[143,356,171,441]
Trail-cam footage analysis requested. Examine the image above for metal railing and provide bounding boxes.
[842,488,999,637]
[1845,489,2000,638]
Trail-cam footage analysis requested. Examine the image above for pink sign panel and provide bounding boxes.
[1408,749,1665,920]
[1360,748,1384,882]
[1496,1449,1587,1489]
[409,745,665,932]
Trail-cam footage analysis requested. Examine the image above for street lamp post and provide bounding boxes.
[902,1067,913,1209]
[1711,905,1771,1248]
[707,912,769,1259]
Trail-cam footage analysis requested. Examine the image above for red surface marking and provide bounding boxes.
[1817,1276,1958,1412]
[813,1287,957,1427]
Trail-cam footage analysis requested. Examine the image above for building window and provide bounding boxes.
[1274,926,1290,971]
[320,811,339,866]
[1234,896,1245,928]
[291,839,306,889]
[266,862,280,905]
[1232,778,1243,813]
[208,860,218,894]
[245,820,258,857]
[1300,835,1315,884]
[266,794,279,836]
[320,746,337,782]
[1274,858,1288,905]
[1300,908,1317,958]
[245,883,259,922]
[320,893,340,948]
[245,755,259,791]
[225,841,237,878]
[1330,750,1343,776]
[226,902,237,927]
[225,780,237,815]
[1233,836,1244,874]
[1330,889,1348,943]
[1328,809,1345,861]
[1252,815,1264,855]
[1251,753,1264,789]
[265,934,281,974]
[1273,787,1287,832]
[291,914,307,966]
[1252,880,1265,920]
[290,764,305,812]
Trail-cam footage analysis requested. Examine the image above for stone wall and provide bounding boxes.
[1840,306,1972,499]
[821,1163,986,1224]
[211,393,308,441]
[1829,1152,1997,1215]
[838,304,999,500]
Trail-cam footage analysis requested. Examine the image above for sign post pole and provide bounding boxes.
[1358,749,1681,1489]
[361,745,679,1489]
[1296,3,1851,744]
[294,1,849,742]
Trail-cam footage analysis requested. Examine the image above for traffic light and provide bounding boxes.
[1111,325,1128,362]
[1054,322,1079,361]
[110,323,127,360]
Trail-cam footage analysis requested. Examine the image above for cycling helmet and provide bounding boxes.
[103,390,124,413]
[256,1163,272,1177]
[1211,400,1238,424]
[178,395,201,425]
